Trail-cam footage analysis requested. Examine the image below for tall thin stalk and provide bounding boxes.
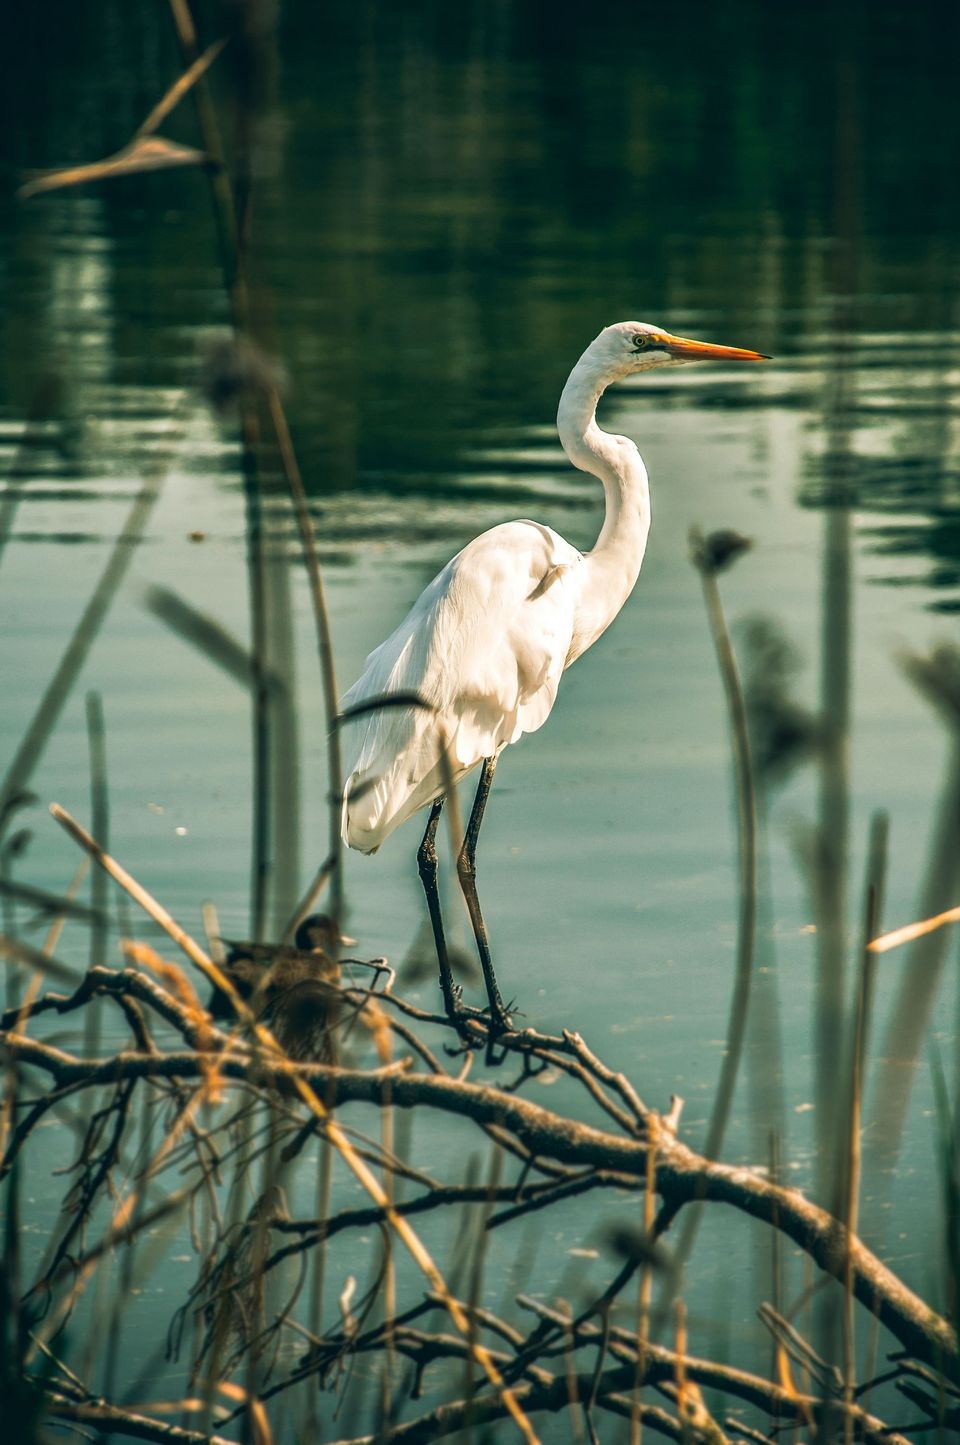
[813,57,860,1218]
[168,0,343,931]
[664,530,758,1299]
[842,813,887,1444]
[865,650,960,1225]
[690,529,758,1165]
[0,409,183,821]
[268,394,343,929]
[84,693,108,1059]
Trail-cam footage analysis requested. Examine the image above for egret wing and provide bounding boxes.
[341,520,582,851]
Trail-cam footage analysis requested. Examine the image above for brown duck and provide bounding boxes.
[209,914,355,1059]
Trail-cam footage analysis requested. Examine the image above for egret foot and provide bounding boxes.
[483,1001,513,1035]
[441,1008,488,1054]
[438,995,515,1057]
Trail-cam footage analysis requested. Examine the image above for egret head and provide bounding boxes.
[597,320,769,376]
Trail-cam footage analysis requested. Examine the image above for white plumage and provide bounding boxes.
[342,519,583,852]
[338,319,767,1027]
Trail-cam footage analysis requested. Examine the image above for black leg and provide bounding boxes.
[416,796,459,1020]
[457,756,511,1030]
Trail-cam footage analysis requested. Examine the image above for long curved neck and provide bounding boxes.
[557,351,651,654]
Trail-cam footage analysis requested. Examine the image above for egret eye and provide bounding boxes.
[632,334,648,350]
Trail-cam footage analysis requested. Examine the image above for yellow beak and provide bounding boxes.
[665,334,770,362]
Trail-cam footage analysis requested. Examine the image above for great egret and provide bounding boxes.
[341,321,768,1032]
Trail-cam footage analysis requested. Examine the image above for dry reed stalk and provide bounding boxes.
[667,533,759,1298]
[85,692,108,1058]
[40,858,90,961]
[558,1299,586,1445]
[165,0,344,936]
[49,803,540,1443]
[134,37,227,139]
[202,901,226,965]
[632,1129,658,1445]
[368,998,397,1393]
[166,0,242,294]
[123,940,226,1104]
[863,653,960,1241]
[29,965,247,1359]
[690,529,758,1166]
[672,1299,688,1416]
[162,0,274,943]
[868,902,960,955]
[145,587,287,697]
[218,1380,274,1445]
[0,858,88,1166]
[267,390,344,928]
[842,814,887,1444]
[16,34,224,201]
[0,403,186,821]
[813,58,859,1230]
[768,1130,785,1430]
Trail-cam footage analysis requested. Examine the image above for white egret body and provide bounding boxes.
[340,321,768,1029]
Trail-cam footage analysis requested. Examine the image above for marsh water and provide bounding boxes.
[2,0,959,1429]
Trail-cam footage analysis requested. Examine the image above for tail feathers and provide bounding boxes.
[341,697,526,853]
[342,751,462,853]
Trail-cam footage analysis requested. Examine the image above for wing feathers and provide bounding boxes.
[341,521,582,852]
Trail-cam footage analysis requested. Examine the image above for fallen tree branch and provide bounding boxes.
[46,1390,235,1444]
[4,1028,954,1378]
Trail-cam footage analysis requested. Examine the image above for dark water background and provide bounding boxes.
[1,0,959,1435]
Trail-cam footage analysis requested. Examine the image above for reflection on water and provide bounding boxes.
[1,0,959,1431]
[3,2,959,573]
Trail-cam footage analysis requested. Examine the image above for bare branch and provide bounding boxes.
[4,1025,954,1377]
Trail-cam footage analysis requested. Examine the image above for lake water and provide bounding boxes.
[2,0,958,1435]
